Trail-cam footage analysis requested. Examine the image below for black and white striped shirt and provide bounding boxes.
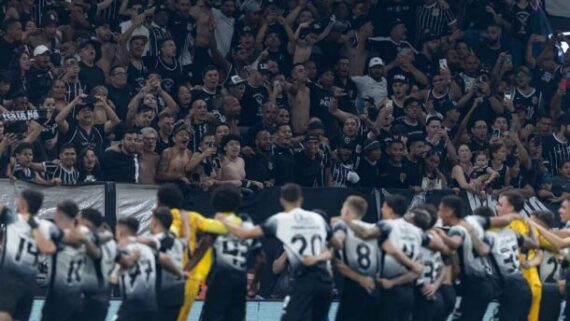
[415,3,457,39]
[148,25,172,59]
[331,161,356,187]
[66,81,83,104]
[43,162,80,185]
[542,133,570,176]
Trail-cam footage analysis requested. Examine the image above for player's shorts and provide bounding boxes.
[281,271,333,321]
[413,287,444,321]
[497,276,532,321]
[200,270,247,321]
[81,290,111,321]
[41,290,83,321]
[455,275,497,321]
[439,284,456,321]
[116,301,156,321]
[0,273,34,321]
[376,282,414,321]
[335,277,377,321]
[540,283,562,321]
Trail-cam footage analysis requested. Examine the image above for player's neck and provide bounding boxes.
[283,204,300,212]
[19,212,31,220]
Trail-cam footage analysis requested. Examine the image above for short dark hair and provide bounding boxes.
[14,142,33,155]
[411,208,432,231]
[21,189,44,215]
[385,194,407,217]
[411,203,437,229]
[211,184,242,212]
[153,206,173,229]
[80,208,104,228]
[473,206,494,218]
[220,133,242,149]
[118,217,140,235]
[157,184,184,209]
[57,200,80,219]
[500,191,525,212]
[440,195,464,218]
[59,143,76,154]
[280,183,303,203]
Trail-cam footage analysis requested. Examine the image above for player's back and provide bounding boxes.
[264,208,331,277]
[486,228,524,279]
[46,226,88,295]
[335,220,379,278]
[1,210,56,282]
[120,242,157,309]
[450,215,493,278]
[83,237,117,294]
[417,243,443,286]
[379,218,423,279]
[211,213,259,275]
[154,232,185,306]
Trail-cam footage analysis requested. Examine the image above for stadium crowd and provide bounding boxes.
[1,0,570,320]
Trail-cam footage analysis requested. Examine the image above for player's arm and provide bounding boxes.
[159,253,186,278]
[434,228,463,250]
[185,234,215,272]
[522,248,543,268]
[487,213,521,228]
[529,220,570,250]
[117,249,141,269]
[272,250,288,274]
[301,247,333,266]
[136,236,159,249]
[461,221,490,256]
[382,240,422,274]
[218,217,265,240]
[31,218,57,254]
[332,257,375,294]
[379,270,419,289]
[346,220,381,240]
[196,212,229,235]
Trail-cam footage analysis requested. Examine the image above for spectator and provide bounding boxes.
[542,114,570,176]
[100,129,140,183]
[188,132,220,190]
[331,140,359,187]
[379,139,421,189]
[293,135,325,187]
[356,139,382,188]
[77,147,101,183]
[244,130,275,187]
[28,45,55,104]
[156,122,193,184]
[0,18,22,70]
[106,65,133,121]
[352,57,388,108]
[272,124,295,186]
[421,150,447,190]
[218,133,263,189]
[42,143,80,185]
[140,127,160,185]
[78,40,105,93]
[8,142,47,184]
[60,57,82,103]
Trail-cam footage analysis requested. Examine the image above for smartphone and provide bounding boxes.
[385,99,393,109]
[492,128,501,138]
[504,92,513,101]
[439,59,448,71]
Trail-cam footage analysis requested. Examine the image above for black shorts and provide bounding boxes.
[413,286,444,321]
[455,275,497,321]
[81,291,111,321]
[540,283,562,321]
[376,283,414,321]
[439,284,456,321]
[116,301,156,321]
[0,274,34,321]
[41,290,83,321]
[497,277,531,321]
[281,272,333,321]
[335,278,377,321]
[200,270,247,321]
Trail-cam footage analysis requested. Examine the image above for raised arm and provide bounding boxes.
[55,95,85,134]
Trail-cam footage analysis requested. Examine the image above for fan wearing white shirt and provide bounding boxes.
[351,57,388,108]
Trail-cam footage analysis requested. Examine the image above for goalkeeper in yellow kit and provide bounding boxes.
[156,184,228,321]
[497,192,551,321]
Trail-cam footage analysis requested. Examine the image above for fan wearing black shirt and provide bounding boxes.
[396,97,426,137]
[0,18,22,70]
[355,139,382,188]
[100,129,140,183]
[78,40,105,93]
[55,95,120,157]
[293,135,325,187]
[191,66,221,112]
[379,140,421,189]
[106,65,134,121]
[154,39,184,95]
[244,130,275,187]
[475,24,506,71]
[272,124,295,186]
[245,101,277,148]
[28,45,55,105]
[368,18,415,65]
[240,63,270,126]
